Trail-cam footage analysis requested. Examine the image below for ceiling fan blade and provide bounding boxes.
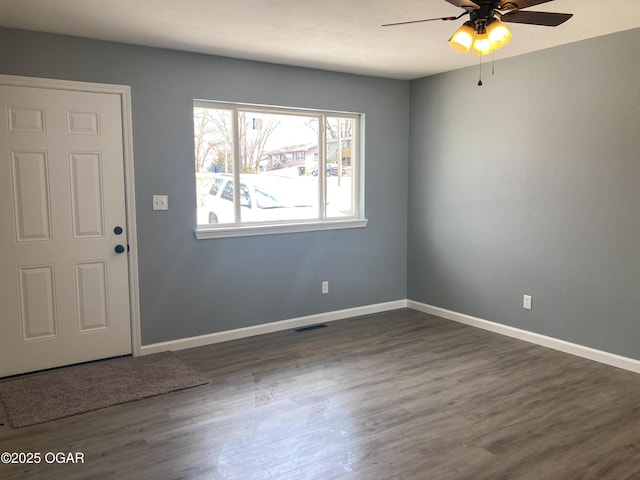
[444,0,480,9]
[499,0,554,10]
[501,11,573,27]
[382,15,461,27]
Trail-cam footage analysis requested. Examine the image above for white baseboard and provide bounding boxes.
[140,298,640,375]
[140,299,408,355]
[408,300,640,374]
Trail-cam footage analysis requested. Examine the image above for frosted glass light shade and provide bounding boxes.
[472,33,492,55]
[487,20,512,50]
[449,22,475,53]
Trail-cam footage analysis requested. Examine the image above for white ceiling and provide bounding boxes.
[1,0,640,80]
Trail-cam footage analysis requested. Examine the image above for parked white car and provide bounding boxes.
[205,174,317,224]
[310,163,346,176]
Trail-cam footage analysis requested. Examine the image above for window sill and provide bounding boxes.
[195,218,368,239]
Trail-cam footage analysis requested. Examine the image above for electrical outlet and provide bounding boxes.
[523,294,532,311]
[322,281,329,294]
[153,195,168,211]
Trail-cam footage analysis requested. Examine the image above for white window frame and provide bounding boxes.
[194,100,367,239]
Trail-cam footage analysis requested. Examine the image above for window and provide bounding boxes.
[194,101,366,238]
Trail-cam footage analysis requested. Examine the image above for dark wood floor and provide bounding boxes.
[2,309,640,479]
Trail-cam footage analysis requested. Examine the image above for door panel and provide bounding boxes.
[75,260,109,332]
[69,152,105,238]
[0,85,132,377]
[18,265,57,341]
[11,150,52,242]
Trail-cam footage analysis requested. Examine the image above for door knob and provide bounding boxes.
[114,226,123,235]
[114,244,126,254]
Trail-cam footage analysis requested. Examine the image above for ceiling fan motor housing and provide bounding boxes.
[469,0,508,31]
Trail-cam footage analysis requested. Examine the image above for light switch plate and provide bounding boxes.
[153,195,168,211]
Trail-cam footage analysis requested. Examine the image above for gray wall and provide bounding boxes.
[408,29,640,359]
[0,27,409,345]
[3,25,638,360]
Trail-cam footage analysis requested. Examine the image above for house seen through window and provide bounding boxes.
[194,101,362,235]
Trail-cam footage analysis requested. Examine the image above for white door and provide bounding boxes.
[0,84,132,377]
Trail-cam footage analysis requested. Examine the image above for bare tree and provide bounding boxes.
[193,108,225,173]
[238,112,280,173]
[193,108,280,174]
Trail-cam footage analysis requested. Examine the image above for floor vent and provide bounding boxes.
[294,324,328,333]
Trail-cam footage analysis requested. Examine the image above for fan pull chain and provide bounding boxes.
[492,50,495,76]
[478,55,483,87]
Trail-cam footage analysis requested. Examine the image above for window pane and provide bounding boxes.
[194,107,235,225]
[237,111,320,223]
[325,116,355,218]
[194,101,363,233]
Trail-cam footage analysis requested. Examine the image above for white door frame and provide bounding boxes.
[0,74,142,357]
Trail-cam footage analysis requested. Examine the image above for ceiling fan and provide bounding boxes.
[382,0,573,56]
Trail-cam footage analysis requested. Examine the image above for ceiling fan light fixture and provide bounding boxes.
[486,19,512,50]
[472,32,492,55]
[449,21,474,53]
